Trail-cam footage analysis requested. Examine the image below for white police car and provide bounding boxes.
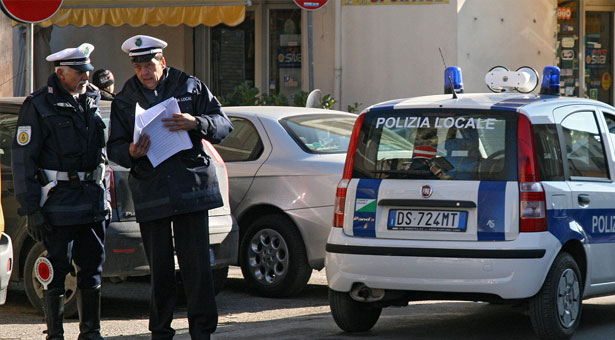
[326,66,615,340]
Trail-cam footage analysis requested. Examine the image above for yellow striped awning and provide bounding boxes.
[35,0,248,27]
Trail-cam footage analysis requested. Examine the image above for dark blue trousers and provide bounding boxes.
[44,222,106,290]
[139,210,217,340]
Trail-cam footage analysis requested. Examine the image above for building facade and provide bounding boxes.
[5,0,615,109]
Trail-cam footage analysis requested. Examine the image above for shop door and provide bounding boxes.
[585,11,613,105]
[269,8,302,102]
[210,12,256,100]
[557,0,580,97]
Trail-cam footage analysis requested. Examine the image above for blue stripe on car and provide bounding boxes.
[477,181,507,240]
[490,97,540,111]
[547,208,615,245]
[368,99,405,112]
[353,179,382,237]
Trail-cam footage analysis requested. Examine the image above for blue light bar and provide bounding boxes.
[444,66,463,94]
[539,66,560,96]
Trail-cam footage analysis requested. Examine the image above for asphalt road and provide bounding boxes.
[2,267,615,339]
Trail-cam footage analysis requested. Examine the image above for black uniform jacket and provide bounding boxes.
[107,67,233,223]
[11,73,108,226]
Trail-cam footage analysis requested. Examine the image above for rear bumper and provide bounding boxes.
[103,220,149,277]
[209,214,238,269]
[325,229,561,299]
[0,232,13,304]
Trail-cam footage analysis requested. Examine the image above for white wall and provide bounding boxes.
[457,0,557,93]
[50,25,194,92]
[0,15,13,97]
[303,3,336,99]
[339,3,458,112]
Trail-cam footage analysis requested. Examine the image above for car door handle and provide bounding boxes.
[578,194,590,206]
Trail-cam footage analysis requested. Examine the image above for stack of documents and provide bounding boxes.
[134,97,193,167]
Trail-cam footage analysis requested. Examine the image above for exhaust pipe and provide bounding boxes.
[350,283,385,302]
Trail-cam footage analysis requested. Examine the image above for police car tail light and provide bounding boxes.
[108,167,116,209]
[202,140,230,202]
[334,179,350,228]
[517,114,547,232]
[334,113,365,228]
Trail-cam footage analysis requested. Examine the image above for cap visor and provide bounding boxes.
[70,64,94,71]
[131,54,156,63]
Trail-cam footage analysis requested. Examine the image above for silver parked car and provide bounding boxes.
[214,106,356,297]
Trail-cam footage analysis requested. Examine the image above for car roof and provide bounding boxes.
[366,93,615,114]
[223,106,356,120]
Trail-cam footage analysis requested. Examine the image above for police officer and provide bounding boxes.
[107,35,232,340]
[12,44,108,340]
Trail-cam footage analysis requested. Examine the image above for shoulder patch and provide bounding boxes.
[16,126,32,146]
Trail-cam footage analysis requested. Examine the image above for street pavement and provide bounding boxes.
[3,267,615,339]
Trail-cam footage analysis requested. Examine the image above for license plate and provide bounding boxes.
[387,209,467,231]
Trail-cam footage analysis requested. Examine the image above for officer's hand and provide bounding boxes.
[162,113,198,131]
[130,133,150,158]
[27,211,52,242]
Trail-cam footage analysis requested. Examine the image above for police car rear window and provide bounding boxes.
[352,109,517,181]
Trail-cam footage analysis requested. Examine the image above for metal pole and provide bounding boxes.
[308,11,314,91]
[26,23,33,94]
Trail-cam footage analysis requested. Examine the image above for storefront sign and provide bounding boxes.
[557,7,572,20]
[294,0,328,10]
[561,37,575,48]
[343,0,448,5]
[560,49,575,61]
[586,49,608,67]
[602,72,611,91]
[278,46,302,68]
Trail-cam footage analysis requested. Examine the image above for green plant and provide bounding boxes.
[321,94,336,110]
[346,102,362,113]
[218,81,261,106]
[260,93,289,106]
[293,91,309,107]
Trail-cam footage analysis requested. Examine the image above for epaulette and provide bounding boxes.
[28,86,47,99]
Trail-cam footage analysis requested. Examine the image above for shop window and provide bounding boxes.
[585,12,613,105]
[210,12,256,98]
[557,0,580,97]
[269,9,302,101]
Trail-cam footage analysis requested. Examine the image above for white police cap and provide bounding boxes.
[121,35,168,63]
[46,43,95,71]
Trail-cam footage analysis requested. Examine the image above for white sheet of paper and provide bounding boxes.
[133,97,193,167]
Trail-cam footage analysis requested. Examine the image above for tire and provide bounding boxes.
[529,252,582,340]
[329,288,382,332]
[239,214,312,297]
[212,266,228,295]
[24,242,78,317]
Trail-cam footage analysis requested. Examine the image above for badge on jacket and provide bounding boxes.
[16,126,31,146]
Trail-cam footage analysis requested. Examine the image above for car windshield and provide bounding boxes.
[280,114,356,154]
[352,109,518,181]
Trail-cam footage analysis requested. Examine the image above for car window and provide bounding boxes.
[0,114,18,179]
[561,111,608,179]
[279,114,355,154]
[602,111,615,146]
[352,109,517,181]
[214,117,263,162]
[533,124,564,181]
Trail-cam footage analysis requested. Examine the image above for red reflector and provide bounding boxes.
[37,262,50,280]
[112,249,136,254]
[7,258,12,272]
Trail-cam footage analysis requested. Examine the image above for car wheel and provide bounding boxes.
[24,242,78,317]
[212,266,228,295]
[329,288,382,332]
[529,252,582,340]
[239,214,312,297]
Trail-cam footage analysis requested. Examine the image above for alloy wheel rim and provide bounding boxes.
[556,268,581,328]
[247,228,289,286]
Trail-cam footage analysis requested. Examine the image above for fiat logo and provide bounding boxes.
[421,185,432,198]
